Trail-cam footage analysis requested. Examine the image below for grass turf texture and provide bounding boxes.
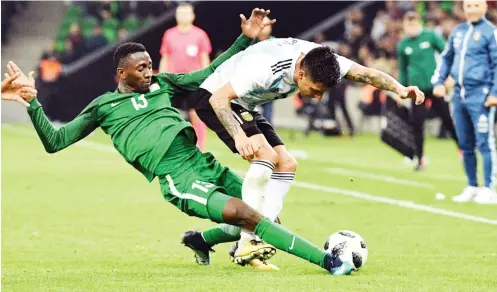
[2,125,496,292]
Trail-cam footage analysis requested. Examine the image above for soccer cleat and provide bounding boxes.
[474,187,497,204]
[232,239,276,266]
[325,250,355,276]
[181,230,214,265]
[229,242,279,270]
[452,186,479,203]
[414,163,425,172]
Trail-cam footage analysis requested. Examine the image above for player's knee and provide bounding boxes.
[276,153,298,172]
[222,198,262,230]
[256,145,278,165]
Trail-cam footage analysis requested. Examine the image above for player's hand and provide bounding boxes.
[397,85,425,105]
[240,8,276,39]
[433,84,447,98]
[234,133,260,160]
[484,96,497,107]
[1,63,37,107]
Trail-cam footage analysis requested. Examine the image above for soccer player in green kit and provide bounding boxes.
[2,8,355,276]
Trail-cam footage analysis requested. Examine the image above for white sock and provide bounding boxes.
[239,160,275,244]
[262,172,295,221]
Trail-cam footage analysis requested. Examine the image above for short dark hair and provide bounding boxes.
[301,46,341,88]
[113,42,146,68]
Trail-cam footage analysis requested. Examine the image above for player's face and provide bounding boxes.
[297,71,327,100]
[463,0,487,22]
[176,5,195,26]
[120,52,153,93]
[403,19,421,37]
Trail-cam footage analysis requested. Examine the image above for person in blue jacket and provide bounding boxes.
[432,0,497,204]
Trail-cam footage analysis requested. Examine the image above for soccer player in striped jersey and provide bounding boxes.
[183,37,426,269]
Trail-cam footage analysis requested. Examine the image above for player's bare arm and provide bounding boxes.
[209,83,259,159]
[344,63,425,105]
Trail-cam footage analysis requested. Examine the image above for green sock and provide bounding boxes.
[254,217,328,269]
[202,224,241,246]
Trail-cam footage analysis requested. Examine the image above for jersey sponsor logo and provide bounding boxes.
[473,31,481,41]
[271,59,292,74]
[405,47,413,55]
[419,41,431,49]
[240,111,254,122]
[111,101,124,107]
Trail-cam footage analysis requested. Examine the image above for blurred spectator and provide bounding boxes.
[39,41,62,83]
[314,31,326,44]
[59,39,77,64]
[344,9,364,40]
[385,0,404,21]
[68,23,84,58]
[371,10,390,42]
[117,27,129,41]
[85,24,108,53]
[439,17,457,39]
[158,2,211,152]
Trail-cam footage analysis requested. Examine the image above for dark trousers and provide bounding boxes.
[410,91,458,161]
[327,91,355,135]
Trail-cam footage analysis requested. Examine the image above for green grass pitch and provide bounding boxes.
[2,125,496,292]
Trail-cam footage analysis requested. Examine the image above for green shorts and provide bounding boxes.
[157,150,243,223]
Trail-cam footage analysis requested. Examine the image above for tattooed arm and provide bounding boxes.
[209,83,260,158]
[344,63,425,105]
[209,83,244,138]
[344,63,403,94]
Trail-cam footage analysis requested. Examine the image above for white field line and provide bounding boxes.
[3,125,496,226]
[326,167,434,189]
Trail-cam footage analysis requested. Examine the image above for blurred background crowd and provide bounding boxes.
[2,1,497,140]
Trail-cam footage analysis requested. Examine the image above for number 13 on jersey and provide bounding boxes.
[131,94,148,110]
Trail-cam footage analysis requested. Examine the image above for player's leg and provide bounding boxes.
[451,98,479,202]
[410,97,427,170]
[251,113,297,222]
[189,109,207,152]
[219,196,354,275]
[262,145,297,221]
[430,94,459,149]
[472,104,497,204]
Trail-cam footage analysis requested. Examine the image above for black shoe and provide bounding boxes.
[414,164,425,172]
[181,230,214,265]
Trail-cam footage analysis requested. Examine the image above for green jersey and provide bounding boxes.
[397,29,446,91]
[27,34,252,182]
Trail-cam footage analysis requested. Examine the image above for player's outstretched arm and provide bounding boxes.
[3,62,100,153]
[344,62,425,105]
[163,8,276,93]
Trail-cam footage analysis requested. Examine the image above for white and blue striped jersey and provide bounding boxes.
[200,37,354,111]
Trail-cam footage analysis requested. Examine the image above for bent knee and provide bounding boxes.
[276,153,298,172]
[222,198,262,228]
[255,145,278,165]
